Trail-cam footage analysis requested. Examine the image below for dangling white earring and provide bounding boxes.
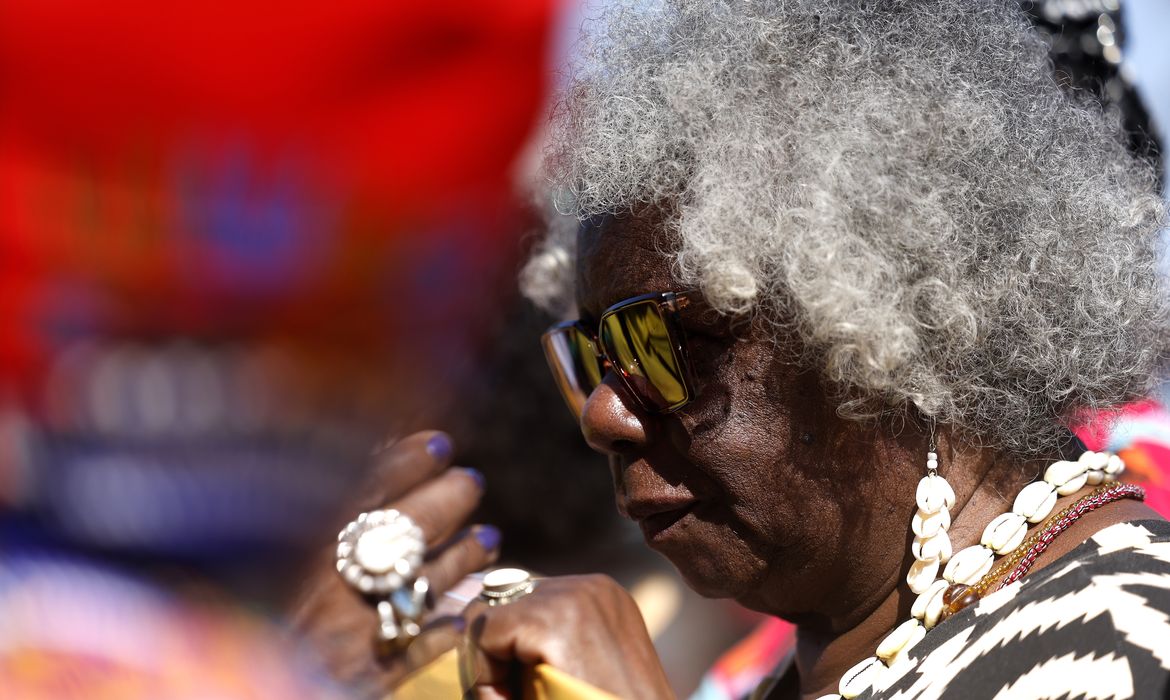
[849,429,957,688]
[905,427,956,627]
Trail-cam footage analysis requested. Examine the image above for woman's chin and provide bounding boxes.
[672,563,746,599]
[647,520,766,599]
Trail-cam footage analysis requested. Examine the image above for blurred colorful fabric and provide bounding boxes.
[0,0,555,556]
[0,546,345,700]
[1074,396,1170,517]
[689,617,794,700]
[0,4,555,696]
[0,0,553,392]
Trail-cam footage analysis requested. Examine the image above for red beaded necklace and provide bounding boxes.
[937,482,1146,623]
[997,482,1146,589]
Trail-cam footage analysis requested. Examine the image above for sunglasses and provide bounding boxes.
[541,292,696,418]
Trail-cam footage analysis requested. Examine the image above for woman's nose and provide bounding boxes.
[580,373,652,455]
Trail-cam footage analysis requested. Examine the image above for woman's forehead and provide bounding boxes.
[574,211,678,316]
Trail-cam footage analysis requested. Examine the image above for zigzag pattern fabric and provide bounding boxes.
[753,520,1170,699]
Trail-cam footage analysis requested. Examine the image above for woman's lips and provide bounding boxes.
[637,502,697,542]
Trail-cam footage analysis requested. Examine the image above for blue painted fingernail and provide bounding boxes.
[426,433,453,462]
[462,467,486,490]
[474,525,501,551]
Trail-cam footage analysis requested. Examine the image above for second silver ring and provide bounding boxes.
[479,568,536,606]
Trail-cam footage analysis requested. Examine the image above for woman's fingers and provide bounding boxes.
[393,466,486,546]
[462,582,575,676]
[460,576,674,699]
[356,429,487,548]
[294,428,504,696]
[424,526,501,596]
[431,573,486,618]
[398,617,466,673]
[462,619,519,690]
[355,430,457,511]
[462,598,569,692]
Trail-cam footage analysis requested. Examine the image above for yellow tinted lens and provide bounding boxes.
[573,327,605,391]
[601,301,687,410]
[542,325,604,416]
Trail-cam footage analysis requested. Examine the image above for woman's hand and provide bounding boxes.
[464,574,675,699]
[291,430,500,697]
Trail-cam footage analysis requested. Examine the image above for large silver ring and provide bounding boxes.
[479,568,536,607]
[336,508,429,648]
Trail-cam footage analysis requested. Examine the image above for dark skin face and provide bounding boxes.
[295,206,1163,700]
[575,207,928,625]
[571,208,1162,698]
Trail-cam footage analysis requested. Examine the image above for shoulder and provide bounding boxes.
[870,519,1170,699]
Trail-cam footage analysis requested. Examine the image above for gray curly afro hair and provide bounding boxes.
[522,0,1170,456]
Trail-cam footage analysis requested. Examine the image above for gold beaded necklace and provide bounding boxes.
[936,482,1145,623]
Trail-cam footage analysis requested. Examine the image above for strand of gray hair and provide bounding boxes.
[521,0,1170,457]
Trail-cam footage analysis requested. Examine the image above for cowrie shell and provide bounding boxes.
[1044,460,1087,488]
[912,531,952,563]
[911,507,951,538]
[887,623,927,668]
[876,619,923,661]
[1012,481,1058,523]
[915,474,956,514]
[923,581,950,629]
[940,478,957,508]
[1079,451,1109,470]
[1105,454,1125,475]
[912,579,949,620]
[1056,472,1088,496]
[906,557,941,594]
[943,545,994,585]
[1086,469,1106,485]
[915,475,943,514]
[980,512,1028,554]
[839,656,883,698]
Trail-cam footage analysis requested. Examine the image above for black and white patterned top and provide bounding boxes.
[758,519,1170,699]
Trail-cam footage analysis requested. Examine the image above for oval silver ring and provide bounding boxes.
[479,567,536,606]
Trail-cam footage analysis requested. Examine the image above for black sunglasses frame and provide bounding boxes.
[542,291,696,416]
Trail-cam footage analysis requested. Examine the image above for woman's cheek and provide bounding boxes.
[676,340,745,438]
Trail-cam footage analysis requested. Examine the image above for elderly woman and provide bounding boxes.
[300,1,1170,698]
